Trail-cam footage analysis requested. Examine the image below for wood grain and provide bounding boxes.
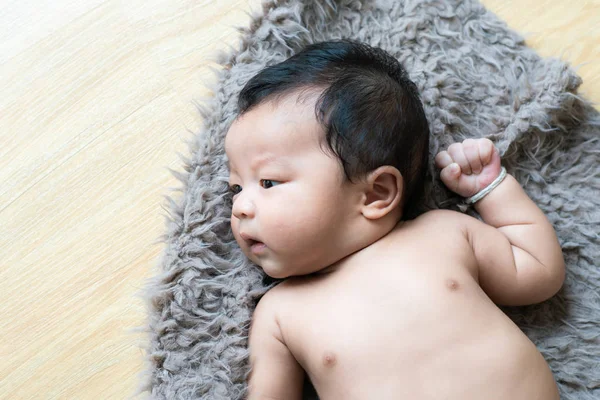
[0,0,597,398]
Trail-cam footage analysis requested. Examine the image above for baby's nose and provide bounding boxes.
[232,195,255,219]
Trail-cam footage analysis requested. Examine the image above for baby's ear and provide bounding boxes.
[360,166,403,220]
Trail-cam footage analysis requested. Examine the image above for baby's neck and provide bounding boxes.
[315,219,407,276]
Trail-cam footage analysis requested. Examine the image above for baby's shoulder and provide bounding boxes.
[256,278,307,311]
[253,278,317,337]
[416,208,464,222]
[411,208,472,233]
[395,209,475,256]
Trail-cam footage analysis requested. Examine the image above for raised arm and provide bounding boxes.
[247,288,304,400]
[435,139,565,306]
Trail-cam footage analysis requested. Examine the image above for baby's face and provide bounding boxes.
[225,94,360,278]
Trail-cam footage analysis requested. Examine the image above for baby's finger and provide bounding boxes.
[478,138,495,165]
[462,139,482,174]
[447,143,472,175]
[434,150,454,169]
[440,163,461,192]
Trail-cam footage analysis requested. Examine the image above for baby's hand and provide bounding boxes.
[435,138,502,198]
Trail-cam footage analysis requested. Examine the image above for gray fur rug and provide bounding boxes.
[136,0,600,398]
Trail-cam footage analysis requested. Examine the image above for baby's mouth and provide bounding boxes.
[239,232,266,253]
[248,239,266,254]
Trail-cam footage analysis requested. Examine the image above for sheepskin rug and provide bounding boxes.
[137,0,600,398]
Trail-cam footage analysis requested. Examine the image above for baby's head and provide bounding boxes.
[225,39,429,278]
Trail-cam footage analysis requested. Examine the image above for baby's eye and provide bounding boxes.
[260,179,281,189]
[229,184,242,195]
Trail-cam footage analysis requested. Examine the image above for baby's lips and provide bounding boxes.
[239,231,263,246]
[239,231,254,241]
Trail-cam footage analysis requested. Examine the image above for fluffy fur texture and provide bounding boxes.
[136,0,600,398]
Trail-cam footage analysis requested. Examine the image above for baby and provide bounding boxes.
[225,40,565,399]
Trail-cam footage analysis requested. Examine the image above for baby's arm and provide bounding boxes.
[435,139,565,306]
[247,287,304,400]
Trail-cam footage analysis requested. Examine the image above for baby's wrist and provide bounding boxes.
[466,167,507,205]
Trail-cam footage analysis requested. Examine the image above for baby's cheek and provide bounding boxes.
[265,187,327,245]
[268,215,297,245]
[266,204,310,245]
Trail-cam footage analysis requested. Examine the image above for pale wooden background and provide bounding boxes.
[0,0,598,398]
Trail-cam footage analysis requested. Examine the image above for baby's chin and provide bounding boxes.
[241,243,331,278]
[254,256,303,279]
[260,258,332,279]
[259,261,291,279]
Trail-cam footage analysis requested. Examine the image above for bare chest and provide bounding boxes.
[272,219,557,399]
[279,257,517,393]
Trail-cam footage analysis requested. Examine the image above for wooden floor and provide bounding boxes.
[0,0,598,398]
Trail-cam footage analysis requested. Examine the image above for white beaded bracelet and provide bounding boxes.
[465,167,507,205]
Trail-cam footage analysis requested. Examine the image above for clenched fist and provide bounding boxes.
[435,138,502,198]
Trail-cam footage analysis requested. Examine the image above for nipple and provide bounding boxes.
[322,351,337,367]
[446,278,460,291]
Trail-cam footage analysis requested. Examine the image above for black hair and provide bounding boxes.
[236,39,430,220]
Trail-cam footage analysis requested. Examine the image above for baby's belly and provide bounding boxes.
[287,265,559,400]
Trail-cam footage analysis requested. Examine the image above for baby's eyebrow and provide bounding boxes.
[250,154,288,170]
